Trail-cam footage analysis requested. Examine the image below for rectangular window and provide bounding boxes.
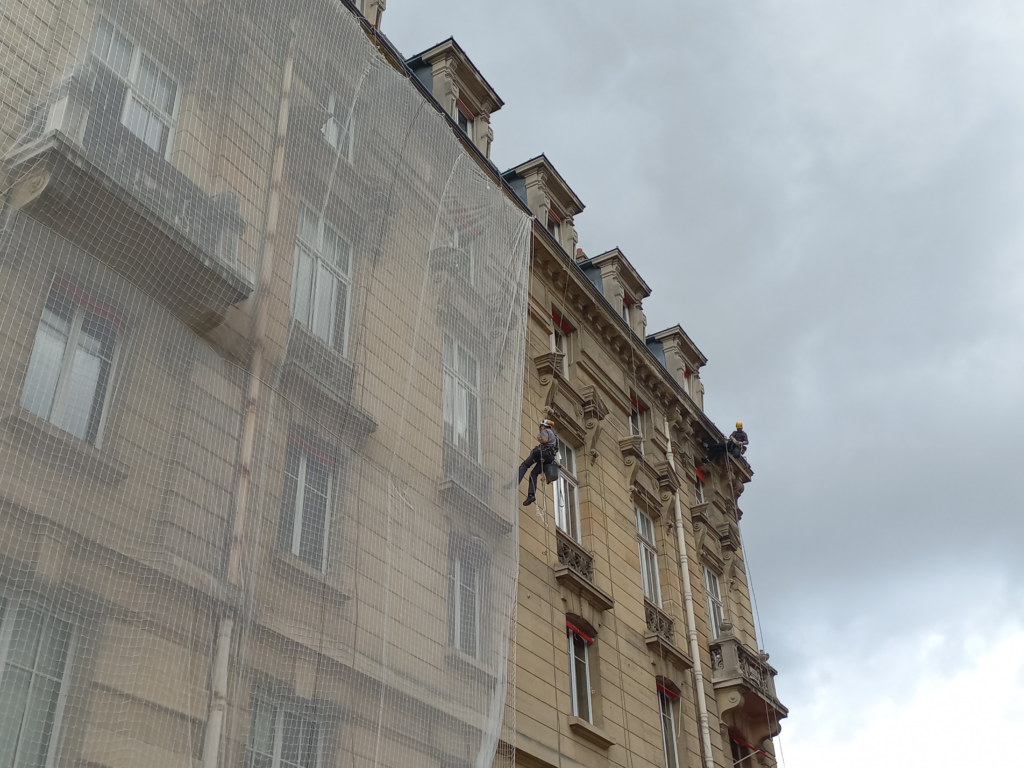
[456,103,473,140]
[553,444,580,542]
[552,311,573,375]
[0,595,73,768]
[703,566,724,640]
[91,17,178,157]
[448,550,480,658]
[730,737,751,766]
[629,399,645,455]
[442,335,480,461]
[636,508,661,606]
[546,212,561,242]
[566,626,592,722]
[279,438,335,572]
[658,690,679,768]
[21,282,121,446]
[321,92,353,159]
[694,475,705,505]
[449,224,475,284]
[291,203,352,354]
[621,295,633,325]
[246,694,321,768]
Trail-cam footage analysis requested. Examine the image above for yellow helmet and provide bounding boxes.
[736,421,743,429]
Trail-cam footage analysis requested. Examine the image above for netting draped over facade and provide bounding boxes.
[0,0,530,766]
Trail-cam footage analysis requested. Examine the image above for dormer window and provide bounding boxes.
[621,294,634,325]
[456,102,474,140]
[546,211,561,242]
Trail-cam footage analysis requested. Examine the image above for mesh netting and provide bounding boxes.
[0,1,530,766]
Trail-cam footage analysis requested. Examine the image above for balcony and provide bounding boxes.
[3,61,252,335]
[282,320,377,441]
[709,624,788,743]
[644,600,692,670]
[553,530,613,611]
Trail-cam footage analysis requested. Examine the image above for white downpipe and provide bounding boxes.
[202,615,234,767]
[665,417,715,768]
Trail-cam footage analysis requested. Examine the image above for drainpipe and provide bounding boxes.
[202,20,297,768]
[665,417,715,768]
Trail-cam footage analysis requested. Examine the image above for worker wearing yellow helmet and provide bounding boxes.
[517,418,560,506]
[702,420,749,463]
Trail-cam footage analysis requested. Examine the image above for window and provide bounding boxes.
[621,294,633,325]
[279,437,335,571]
[442,335,480,461]
[694,474,705,505]
[566,625,592,722]
[21,281,122,445]
[730,737,751,766]
[91,17,179,157]
[456,103,473,140]
[658,689,680,768]
[0,595,73,768]
[546,212,561,242]
[703,566,724,640]
[552,328,567,375]
[629,399,645,455]
[321,92,353,159]
[552,311,573,375]
[636,508,661,606]
[246,694,322,768]
[291,203,352,354]
[448,548,480,658]
[449,224,475,284]
[553,444,580,541]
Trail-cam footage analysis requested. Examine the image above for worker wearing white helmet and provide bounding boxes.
[517,418,559,506]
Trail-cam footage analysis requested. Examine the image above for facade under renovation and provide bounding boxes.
[0,1,786,767]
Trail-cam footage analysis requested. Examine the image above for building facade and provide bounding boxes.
[0,1,529,767]
[0,1,785,767]
[503,162,788,767]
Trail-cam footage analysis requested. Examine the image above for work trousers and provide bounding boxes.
[519,446,556,499]
[706,441,743,461]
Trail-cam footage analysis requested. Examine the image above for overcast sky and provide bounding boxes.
[385,2,1024,764]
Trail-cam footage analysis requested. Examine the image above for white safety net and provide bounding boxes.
[0,1,530,766]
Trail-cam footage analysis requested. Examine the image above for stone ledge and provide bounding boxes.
[553,564,614,612]
[4,407,129,484]
[445,647,498,685]
[269,548,350,608]
[568,716,615,749]
[645,632,693,670]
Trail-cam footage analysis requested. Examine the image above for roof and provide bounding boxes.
[405,37,504,112]
[582,247,652,300]
[502,154,585,216]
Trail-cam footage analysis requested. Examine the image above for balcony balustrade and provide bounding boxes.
[3,60,252,334]
[709,622,787,743]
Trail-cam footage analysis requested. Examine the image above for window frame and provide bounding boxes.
[566,625,592,722]
[449,223,475,285]
[553,443,581,542]
[448,548,482,659]
[291,202,354,356]
[703,565,724,640]
[442,334,481,462]
[456,101,474,141]
[279,436,336,573]
[20,280,124,447]
[629,397,646,455]
[91,15,181,160]
[658,688,680,768]
[246,690,324,768]
[694,474,705,505]
[0,589,78,768]
[551,310,573,375]
[636,507,662,606]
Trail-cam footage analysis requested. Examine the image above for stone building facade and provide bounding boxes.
[0,0,785,767]
[504,155,788,767]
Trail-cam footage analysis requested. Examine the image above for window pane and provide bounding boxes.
[6,606,45,670]
[122,95,165,153]
[465,390,479,458]
[246,698,276,762]
[20,310,69,421]
[660,693,678,768]
[297,205,320,247]
[459,559,477,656]
[311,264,336,345]
[137,55,176,114]
[58,339,106,442]
[323,227,350,275]
[278,446,301,553]
[35,616,71,681]
[92,19,132,77]
[291,248,315,326]
[333,281,349,356]
[0,666,33,768]
[298,458,330,570]
[17,675,61,768]
[572,636,590,722]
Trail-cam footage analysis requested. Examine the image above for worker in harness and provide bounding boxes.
[517,418,559,506]
[703,421,748,463]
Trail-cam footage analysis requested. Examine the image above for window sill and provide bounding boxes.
[269,548,350,607]
[4,407,129,484]
[445,647,497,684]
[568,716,615,750]
[553,564,614,613]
